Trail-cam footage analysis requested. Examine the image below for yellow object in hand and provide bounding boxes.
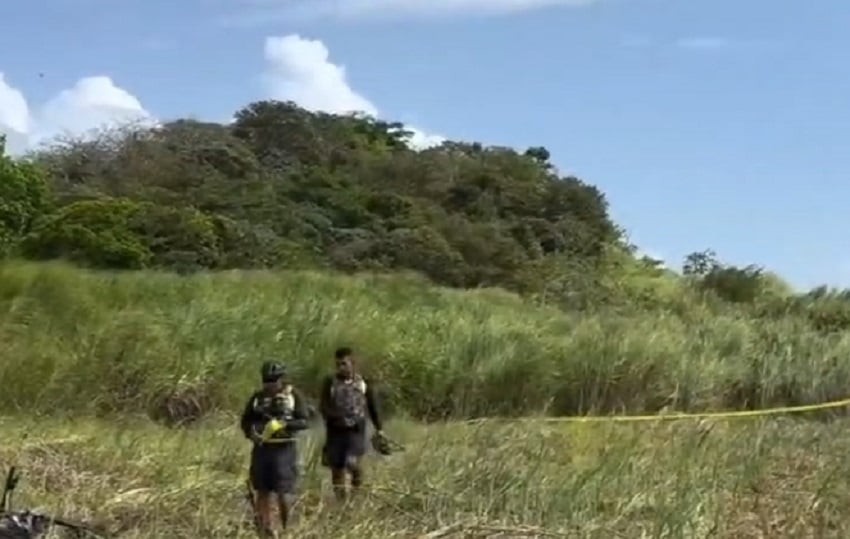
[261,418,286,441]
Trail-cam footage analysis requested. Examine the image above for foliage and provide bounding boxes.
[18,198,222,271]
[10,101,622,301]
[3,98,850,335]
[2,100,850,537]
[0,147,51,257]
[3,90,850,539]
[683,249,767,304]
[19,198,152,269]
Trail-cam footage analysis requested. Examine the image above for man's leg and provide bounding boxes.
[325,431,351,502]
[254,491,276,537]
[330,467,348,502]
[276,493,295,530]
[250,448,277,537]
[345,430,368,497]
[347,456,364,495]
[272,444,299,530]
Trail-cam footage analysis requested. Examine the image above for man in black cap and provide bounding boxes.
[240,360,309,536]
[319,347,385,502]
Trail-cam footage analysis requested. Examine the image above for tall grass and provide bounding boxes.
[2,261,850,538]
[1,415,848,538]
[1,260,849,421]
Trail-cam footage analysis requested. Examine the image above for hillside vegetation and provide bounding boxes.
[3,103,850,538]
[3,100,850,419]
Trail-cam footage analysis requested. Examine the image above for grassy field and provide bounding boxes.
[2,261,850,419]
[2,261,850,537]
[1,415,849,538]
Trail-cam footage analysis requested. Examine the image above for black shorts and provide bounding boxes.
[249,442,298,494]
[322,428,367,470]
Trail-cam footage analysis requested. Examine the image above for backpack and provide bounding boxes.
[250,386,296,442]
[252,385,296,420]
[329,375,367,424]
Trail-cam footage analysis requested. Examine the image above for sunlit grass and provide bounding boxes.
[2,260,849,420]
[1,416,847,538]
[2,261,849,537]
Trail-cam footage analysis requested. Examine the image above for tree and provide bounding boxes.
[0,151,51,257]
[683,250,766,304]
[14,99,625,298]
[682,249,718,276]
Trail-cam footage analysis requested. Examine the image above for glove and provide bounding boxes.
[371,431,393,455]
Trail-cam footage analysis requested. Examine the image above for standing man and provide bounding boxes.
[319,347,384,502]
[240,360,309,537]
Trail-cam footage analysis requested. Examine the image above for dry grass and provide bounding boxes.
[1,415,849,538]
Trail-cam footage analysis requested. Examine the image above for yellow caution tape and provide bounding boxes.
[466,397,850,424]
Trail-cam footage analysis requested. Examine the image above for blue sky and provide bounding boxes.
[1,0,849,289]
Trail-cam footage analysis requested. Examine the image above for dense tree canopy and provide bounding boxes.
[3,100,850,328]
[6,101,621,290]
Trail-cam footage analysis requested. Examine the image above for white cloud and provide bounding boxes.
[0,73,31,155]
[406,129,447,149]
[37,76,152,142]
[1,35,444,155]
[262,35,377,116]
[0,74,152,155]
[222,0,599,25]
[0,74,30,134]
[262,34,444,149]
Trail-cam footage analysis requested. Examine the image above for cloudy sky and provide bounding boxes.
[2,0,849,289]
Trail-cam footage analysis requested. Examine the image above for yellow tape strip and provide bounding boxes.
[467,397,850,424]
